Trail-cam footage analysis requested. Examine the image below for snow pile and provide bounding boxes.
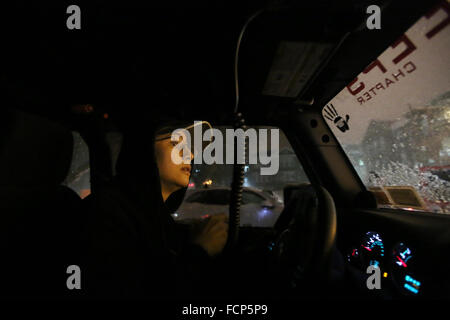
[367,161,450,214]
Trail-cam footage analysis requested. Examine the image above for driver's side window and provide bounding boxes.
[241,191,265,205]
[174,126,310,227]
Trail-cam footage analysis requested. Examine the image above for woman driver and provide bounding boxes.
[82,118,228,298]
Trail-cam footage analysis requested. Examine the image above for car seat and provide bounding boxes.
[0,108,85,298]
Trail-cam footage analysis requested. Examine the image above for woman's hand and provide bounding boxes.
[192,213,228,257]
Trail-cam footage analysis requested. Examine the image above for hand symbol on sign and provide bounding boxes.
[323,103,350,133]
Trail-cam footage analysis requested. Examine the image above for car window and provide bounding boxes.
[322,8,450,214]
[242,190,266,205]
[186,190,231,205]
[62,131,91,199]
[185,191,206,203]
[62,130,122,199]
[175,126,310,227]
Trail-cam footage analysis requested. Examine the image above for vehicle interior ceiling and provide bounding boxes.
[2,0,450,296]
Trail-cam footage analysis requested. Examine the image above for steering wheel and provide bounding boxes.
[270,184,337,294]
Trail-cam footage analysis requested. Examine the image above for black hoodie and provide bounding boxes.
[82,116,212,299]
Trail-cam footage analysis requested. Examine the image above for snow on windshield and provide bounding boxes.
[323,2,450,214]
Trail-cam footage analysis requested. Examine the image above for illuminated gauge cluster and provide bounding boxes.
[346,231,386,271]
[346,232,385,268]
[346,231,423,296]
[361,231,385,269]
[391,242,422,296]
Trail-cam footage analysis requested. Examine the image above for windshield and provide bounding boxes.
[323,4,450,214]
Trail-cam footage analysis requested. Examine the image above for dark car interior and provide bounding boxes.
[1,0,449,300]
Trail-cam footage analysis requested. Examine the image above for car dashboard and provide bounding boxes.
[344,230,443,298]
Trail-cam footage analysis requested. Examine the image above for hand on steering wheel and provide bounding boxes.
[270,184,337,294]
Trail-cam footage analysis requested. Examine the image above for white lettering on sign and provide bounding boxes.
[347,1,449,106]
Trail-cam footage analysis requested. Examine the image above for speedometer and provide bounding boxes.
[361,231,385,268]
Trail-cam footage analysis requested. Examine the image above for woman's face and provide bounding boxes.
[154,135,193,197]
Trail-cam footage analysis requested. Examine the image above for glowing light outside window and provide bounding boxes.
[444,108,450,121]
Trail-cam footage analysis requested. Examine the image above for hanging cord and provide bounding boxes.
[227,9,264,249]
[233,9,264,114]
[227,113,246,248]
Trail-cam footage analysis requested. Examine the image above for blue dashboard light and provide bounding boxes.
[405,275,421,287]
[369,260,380,268]
[404,283,419,294]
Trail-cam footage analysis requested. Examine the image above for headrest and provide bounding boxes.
[0,109,73,186]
